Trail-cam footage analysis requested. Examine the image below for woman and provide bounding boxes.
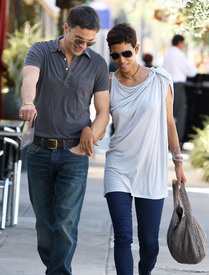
[104,23,186,275]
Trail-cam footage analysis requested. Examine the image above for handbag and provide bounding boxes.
[167,180,207,264]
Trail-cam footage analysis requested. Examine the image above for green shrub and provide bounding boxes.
[190,116,209,182]
[2,22,46,94]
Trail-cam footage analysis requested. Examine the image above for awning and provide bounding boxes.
[23,0,60,18]
[0,0,7,118]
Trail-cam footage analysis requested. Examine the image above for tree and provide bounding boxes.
[161,0,209,65]
[161,0,209,39]
[56,0,93,35]
[6,0,38,34]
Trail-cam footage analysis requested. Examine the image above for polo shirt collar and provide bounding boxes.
[50,36,91,59]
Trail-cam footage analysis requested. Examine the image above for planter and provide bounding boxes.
[2,87,21,120]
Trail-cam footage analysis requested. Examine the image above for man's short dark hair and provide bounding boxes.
[106,23,137,49]
[172,35,184,46]
[66,5,100,32]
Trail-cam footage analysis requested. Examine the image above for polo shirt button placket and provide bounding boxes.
[64,57,68,72]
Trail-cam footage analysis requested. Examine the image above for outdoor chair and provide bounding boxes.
[0,136,19,229]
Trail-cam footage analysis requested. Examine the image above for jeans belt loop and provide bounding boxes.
[41,137,44,148]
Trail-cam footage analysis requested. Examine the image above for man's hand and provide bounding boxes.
[69,144,85,156]
[19,105,37,127]
[79,126,98,157]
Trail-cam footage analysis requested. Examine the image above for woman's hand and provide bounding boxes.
[175,162,187,188]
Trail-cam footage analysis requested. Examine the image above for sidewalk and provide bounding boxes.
[0,142,209,275]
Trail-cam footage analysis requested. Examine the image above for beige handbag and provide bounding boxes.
[167,180,207,264]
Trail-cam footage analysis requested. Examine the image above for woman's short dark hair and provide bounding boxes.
[66,5,100,32]
[106,23,137,49]
[172,35,184,46]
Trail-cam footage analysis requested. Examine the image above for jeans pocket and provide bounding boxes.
[67,147,87,158]
[27,143,40,154]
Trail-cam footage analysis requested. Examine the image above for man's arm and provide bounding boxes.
[181,52,197,77]
[91,90,110,139]
[79,90,110,157]
[19,65,40,126]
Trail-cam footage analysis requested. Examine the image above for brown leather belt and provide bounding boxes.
[33,136,80,150]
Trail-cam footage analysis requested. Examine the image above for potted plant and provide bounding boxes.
[2,22,44,119]
[190,116,209,182]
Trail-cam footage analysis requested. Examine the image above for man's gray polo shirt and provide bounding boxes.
[24,36,109,139]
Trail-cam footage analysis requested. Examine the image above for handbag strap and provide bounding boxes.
[179,181,193,216]
[172,179,180,210]
[109,72,113,92]
[172,180,192,216]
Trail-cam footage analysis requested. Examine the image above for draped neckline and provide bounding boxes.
[112,67,155,89]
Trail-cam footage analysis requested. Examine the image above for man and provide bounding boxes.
[163,34,197,147]
[19,5,109,275]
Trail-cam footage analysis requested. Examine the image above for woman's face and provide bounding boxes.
[110,42,139,73]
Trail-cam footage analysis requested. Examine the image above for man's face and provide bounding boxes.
[178,40,185,51]
[64,24,97,56]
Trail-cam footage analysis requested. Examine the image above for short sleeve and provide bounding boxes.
[93,57,109,93]
[155,67,174,100]
[24,42,44,69]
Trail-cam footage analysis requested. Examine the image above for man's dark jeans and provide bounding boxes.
[27,144,89,275]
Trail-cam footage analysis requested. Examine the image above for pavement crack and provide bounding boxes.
[0,232,8,248]
[21,204,32,216]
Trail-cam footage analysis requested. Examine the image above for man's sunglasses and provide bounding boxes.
[74,37,96,47]
[110,48,135,60]
[70,28,96,47]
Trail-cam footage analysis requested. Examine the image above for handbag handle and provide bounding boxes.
[172,179,180,210]
[172,180,192,216]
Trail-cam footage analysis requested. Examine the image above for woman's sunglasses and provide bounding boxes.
[110,48,135,60]
[74,37,96,47]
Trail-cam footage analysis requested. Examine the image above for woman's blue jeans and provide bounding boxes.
[106,192,164,275]
[27,144,89,275]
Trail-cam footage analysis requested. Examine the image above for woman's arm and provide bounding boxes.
[166,85,187,187]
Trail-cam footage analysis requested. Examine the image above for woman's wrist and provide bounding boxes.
[174,160,183,166]
[172,146,183,164]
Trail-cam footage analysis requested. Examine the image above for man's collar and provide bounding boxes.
[50,36,91,59]
[49,36,63,52]
[82,48,91,59]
